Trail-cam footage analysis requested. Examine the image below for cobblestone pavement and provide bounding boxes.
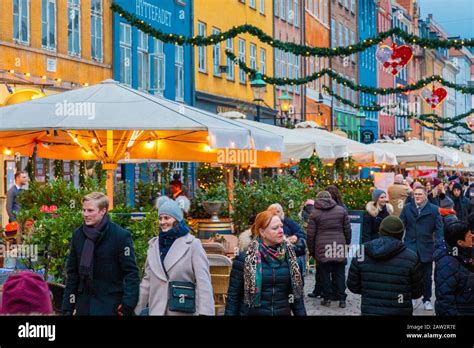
[303,269,436,316]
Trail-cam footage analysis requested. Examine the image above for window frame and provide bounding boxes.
[197,21,207,73]
[13,0,31,45]
[41,0,56,51]
[67,0,81,57]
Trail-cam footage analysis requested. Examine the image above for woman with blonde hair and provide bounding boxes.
[225,210,306,316]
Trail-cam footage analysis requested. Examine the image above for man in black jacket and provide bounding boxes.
[347,216,424,315]
[452,183,471,222]
[62,192,140,316]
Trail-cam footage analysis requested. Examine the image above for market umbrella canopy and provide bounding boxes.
[0,80,284,206]
[374,139,458,167]
[292,124,397,166]
[442,147,474,170]
[228,118,349,163]
[0,80,283,165]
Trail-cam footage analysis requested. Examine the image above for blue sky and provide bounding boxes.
[418,0,474,38]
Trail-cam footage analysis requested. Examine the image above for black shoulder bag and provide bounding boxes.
[163,265,196,314]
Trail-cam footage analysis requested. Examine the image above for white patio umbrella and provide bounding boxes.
[293,124,398,166]
[374,139,458,167]
[220,117,350,163]
[0,80,284,206]
[442,147,474,171]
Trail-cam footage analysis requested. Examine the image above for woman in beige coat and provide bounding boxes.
[135,200,214,316]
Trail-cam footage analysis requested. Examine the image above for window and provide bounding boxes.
[67,0,81,56]
[331,18,336,48]
[260,0,265,13]
[13,0,30,44]
[350,0,355,13]
[323,0,328,24]
[294,0,299,27]
[352,78,356,105]
[238,38,246,83]
[350,30,355,61]
[344,26,349,48]
[198,22,206,72]
[288,53,294,92]
[344,0,348,9]
[294,55,300,94]
[137,30,149,91]
[175,45,184,101]
[315,57,319,91]
[275,49,280,80]
[319,0,323,20]
[90,0,103,61]
[338,22,343,46]
[275,0,279,16]
[41,0,56,50]
[226,38,235,80]
[212,28,221,76]
[150,39,165,95]
[281,0,286,20]
[249,0,256,9]
[307,0,312,13]
[119,23,132,86]
[287,0,292,24]
[250,43,257,70]
[260,48,266,75]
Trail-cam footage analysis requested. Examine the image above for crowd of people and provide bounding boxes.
[1,172,473,316]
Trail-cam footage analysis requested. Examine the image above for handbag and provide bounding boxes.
[163,266,196,314]
[167,281,196,313]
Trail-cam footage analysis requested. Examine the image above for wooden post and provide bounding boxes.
[226,165,235,215]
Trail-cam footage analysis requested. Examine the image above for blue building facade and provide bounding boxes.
[358,0,378,143]
[113,0,195,206]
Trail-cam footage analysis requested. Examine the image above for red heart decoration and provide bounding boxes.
[391,45,413,66]
[378,44,414,76]
[466,116,474,131]
[422,87,448,109]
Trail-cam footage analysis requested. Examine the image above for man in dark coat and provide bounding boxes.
[347,216,424,315]
[62,192,140,316]
[400,186,443,311]
[434,220,474,315]
[307,191,351,308]
[451,183,471,222]
[6,171,28,222]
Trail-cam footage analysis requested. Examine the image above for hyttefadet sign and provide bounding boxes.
[18,322,56,342]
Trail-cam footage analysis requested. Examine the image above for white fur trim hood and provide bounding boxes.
[365,201,394,217]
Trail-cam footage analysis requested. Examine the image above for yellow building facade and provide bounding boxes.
[0,0,113,103]
[194,0,275,121]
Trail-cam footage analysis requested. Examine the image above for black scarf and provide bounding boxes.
[158,221,189,263]
[79,213,110,287]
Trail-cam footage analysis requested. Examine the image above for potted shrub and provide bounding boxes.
[200,184,228,222]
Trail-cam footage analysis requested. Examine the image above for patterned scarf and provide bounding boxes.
[243,237,303,307]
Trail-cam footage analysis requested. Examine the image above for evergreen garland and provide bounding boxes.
[225,50,474,94]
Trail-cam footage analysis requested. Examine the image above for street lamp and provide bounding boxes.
[250,72,267,122]
[278,92,293,126]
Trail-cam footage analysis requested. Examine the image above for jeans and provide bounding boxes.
[319,262,347,301]
[421,261,433,303]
